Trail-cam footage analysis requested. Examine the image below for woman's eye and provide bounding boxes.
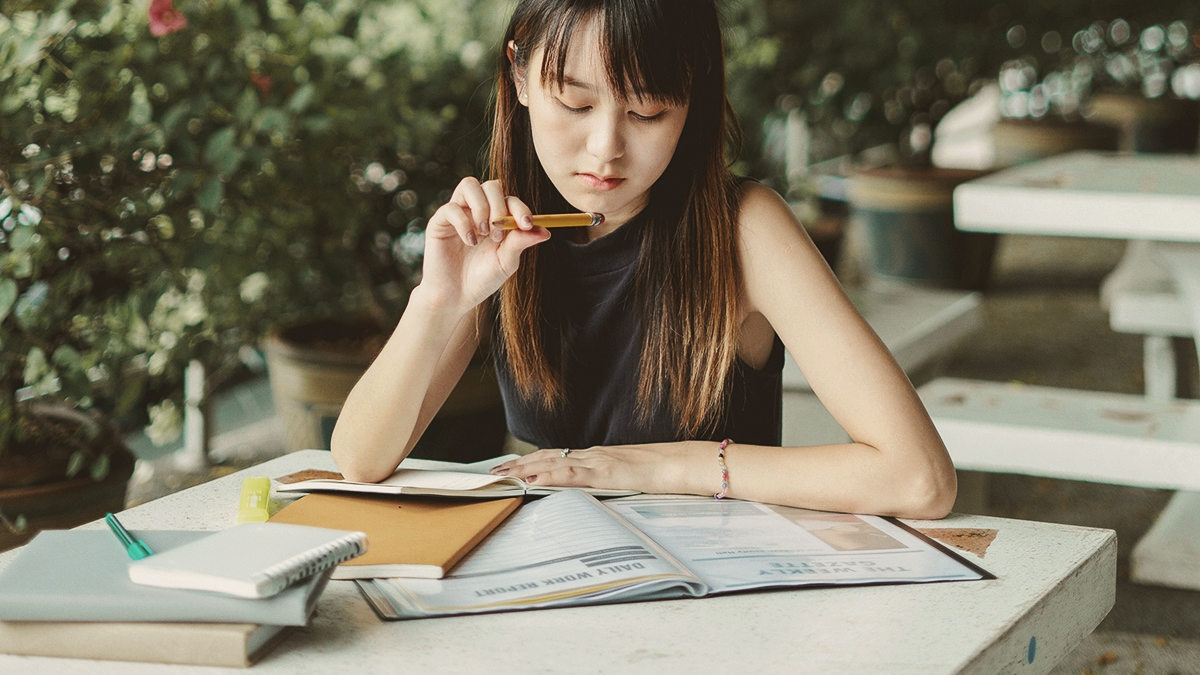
[631,109,669,122]
[557,99,590,113]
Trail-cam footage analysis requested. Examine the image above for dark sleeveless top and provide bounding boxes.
[492,211,783,449]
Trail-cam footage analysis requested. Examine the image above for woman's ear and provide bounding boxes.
[507,40,529,106]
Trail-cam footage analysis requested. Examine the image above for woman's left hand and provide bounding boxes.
[490,444,701,495]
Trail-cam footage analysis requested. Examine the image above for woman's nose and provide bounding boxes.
[586,113,625,163]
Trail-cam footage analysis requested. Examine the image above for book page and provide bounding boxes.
[360,490,705,618]
[432,455,521,474]
[275,469,524,495]
[375,470,517,491]
[605,498,986,593]
[413,455,640,497]
[278,456,638,498]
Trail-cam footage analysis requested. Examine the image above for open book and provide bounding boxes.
[356,490,991,619]
[275,454,638,499]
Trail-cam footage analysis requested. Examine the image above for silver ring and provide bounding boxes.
[560,448,571,458]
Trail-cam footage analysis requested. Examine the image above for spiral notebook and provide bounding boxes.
[128,523,367,599]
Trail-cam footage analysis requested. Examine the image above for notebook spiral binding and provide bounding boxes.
[256,533,367,595]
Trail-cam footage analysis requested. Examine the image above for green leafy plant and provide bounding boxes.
[0,0,507,472]
[725,1,1200,181]
[726,1,1009,179]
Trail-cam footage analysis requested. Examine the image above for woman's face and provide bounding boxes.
[517,16,689,234]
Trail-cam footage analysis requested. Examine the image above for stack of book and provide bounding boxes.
[0,460,531,668]
[0,522,366,667]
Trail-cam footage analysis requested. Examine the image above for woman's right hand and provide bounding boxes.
[417,177,550,314]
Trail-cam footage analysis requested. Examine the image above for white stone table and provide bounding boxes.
[954,150,1200,592]
[954,151,1200,242]
[0,450,1115,674]
[953,151,1200,382]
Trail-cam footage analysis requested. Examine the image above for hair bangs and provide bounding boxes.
[534,1,695,107]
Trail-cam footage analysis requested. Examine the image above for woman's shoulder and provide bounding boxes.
[730,179,833,313]
[733,179,803,243]
[735,178,784,210]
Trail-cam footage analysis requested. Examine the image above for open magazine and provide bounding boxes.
[276,454,638,499]
[356,490,991,619]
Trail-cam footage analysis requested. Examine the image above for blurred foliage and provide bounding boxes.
[0,0,510,457]
[725,0,1200,179]
[997,16,1200,120]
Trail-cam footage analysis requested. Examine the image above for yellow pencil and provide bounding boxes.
[493,213,604,229]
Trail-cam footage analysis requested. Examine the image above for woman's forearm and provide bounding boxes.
[636,437,956,518]
[497,434,957,520]
[698,439,956,519]
[330,287,479,482]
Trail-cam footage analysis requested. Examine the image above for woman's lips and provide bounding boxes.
[577,173,624,191]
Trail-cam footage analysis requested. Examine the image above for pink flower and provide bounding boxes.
[148,0,188,37]
[250,71,273,99]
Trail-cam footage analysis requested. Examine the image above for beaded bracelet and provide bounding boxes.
[714,438,732,499]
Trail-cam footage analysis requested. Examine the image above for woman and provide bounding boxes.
[331,0,956,519]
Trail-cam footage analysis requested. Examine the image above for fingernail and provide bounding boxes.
[491,227,504,242]
[522,215,533,229]
[525,475,537,484]
[467,231,478,246]
[478,221,490,236]
[491,467,509,475]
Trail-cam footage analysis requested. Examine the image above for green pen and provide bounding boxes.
[105,512,154,560]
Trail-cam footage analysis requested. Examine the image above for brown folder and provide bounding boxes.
[270,493,521,579]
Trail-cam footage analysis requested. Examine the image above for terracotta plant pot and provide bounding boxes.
[990,117,1119,168]
[264,318,382,454]
[0,406,136,553]
[1087,91,1200,154]
[264,318,507,463]
[849,167,997,291]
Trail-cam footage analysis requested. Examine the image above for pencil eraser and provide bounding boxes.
[237,477,272,523]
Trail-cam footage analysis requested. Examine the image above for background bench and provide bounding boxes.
[1102,239,1196,401]
[919,376,1200,590]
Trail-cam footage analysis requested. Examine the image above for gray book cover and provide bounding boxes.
[0,530,330,625]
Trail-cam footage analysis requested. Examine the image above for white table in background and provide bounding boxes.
[783,285,981,446]
[954,151,1200,396]
[0,450,1114,674]
[954,150,1200,591]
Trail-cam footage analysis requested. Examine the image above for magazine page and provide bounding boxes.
[605,498,987,594]
[358,490,706,619]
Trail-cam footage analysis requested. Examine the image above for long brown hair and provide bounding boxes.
[489,0,742,438]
